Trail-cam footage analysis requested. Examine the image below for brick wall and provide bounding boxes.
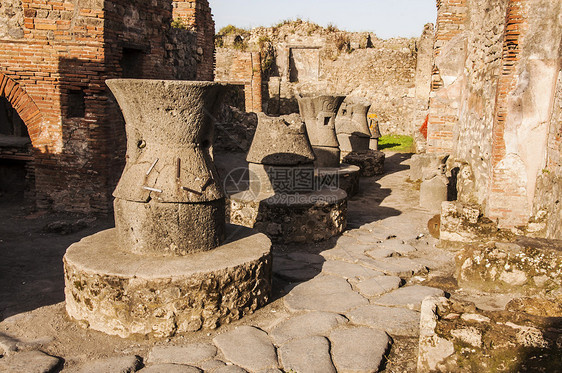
[426,0,467,154]
[215,49,262,112]
[0,0,215,213]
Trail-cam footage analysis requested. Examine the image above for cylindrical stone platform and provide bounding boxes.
[227,188,347,244]
[342,150,385,177]
[64,225,272,338]
[316,163,361,197]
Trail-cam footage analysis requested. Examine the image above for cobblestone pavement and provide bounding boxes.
[0,152,456,372]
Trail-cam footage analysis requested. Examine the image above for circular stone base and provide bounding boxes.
[342,150,385,177]
[316,164,361,197]
[64,226,272,338]
[227,189,347,244]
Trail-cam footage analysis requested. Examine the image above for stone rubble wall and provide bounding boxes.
[215,21,434,136]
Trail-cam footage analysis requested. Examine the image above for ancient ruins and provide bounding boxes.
[0,0,561,372]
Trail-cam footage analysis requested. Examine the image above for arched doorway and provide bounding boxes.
[0,96,34,200]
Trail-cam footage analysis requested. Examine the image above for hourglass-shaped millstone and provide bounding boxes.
[106,79,226,256]
[246,113,316,195]
[297,95,345,168]
[335,97,372,153]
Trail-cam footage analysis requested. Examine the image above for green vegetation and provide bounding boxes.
[218,24,247,35]
[171,18,187,29]
[378,135,415,153]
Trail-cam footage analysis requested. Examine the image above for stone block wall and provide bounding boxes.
[426,0,562,234]
[0,0,214,213]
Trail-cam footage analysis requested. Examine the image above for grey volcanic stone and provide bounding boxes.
[374,285,445,311]
[106,79,226,255]
[359,257,427,277]
[199,359,227,371]
[343,150,385,177]
[214,366,248,373]
[273,256,321,282]
[139,365,201,373]
[269,311,348,345]
[147,343,217,365]
[284,275,368,313]
[321,260,382,280]
[77,355,141,373]
[347,305,421,336]
[213,326,278,371]
[330,327,390,373]
[364,248,398,259]
[377,240,417,255]
[0,350,61,373]
[419,176,448,212]
[355,275,402,297]
[64,227,272,338]
[246,113,315,165]
[279,336,336,373]
[298,95,345,167]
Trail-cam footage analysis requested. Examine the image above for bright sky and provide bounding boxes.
[209,0,437,39]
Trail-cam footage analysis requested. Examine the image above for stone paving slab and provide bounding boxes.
[139,364,202,373]
[284,275,369,313]
[330,327,390,373]
[147,343,217,365]
[213,326,278,372]
[347,305,421,336]
[321,260,383,280]
[344,228,387,243]
[272,256,320,282]
[374,285,445,311]
[278,336,336,373]
[268,311,348,345]
[0,350,61,373]
[215,365,248,373]
[320,247,367,263]
[285,252,325,264]
[377,240,417,255]
[359,256,427,277]
[364,247,398,259]
[355,275,402,297]
[199,359,227,371]
[76,355,141,373]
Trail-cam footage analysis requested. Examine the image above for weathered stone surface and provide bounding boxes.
[64,227,272,338]
[199,359,227,371]
[409,153,448,182]
[359,257,427,277]
[269,311,348,345]
[455,240,562,295]
[375,240,417,255]
[114,197,226,256]
[228,188,347,244]
[417,297,455,373]
[213,326,278,372]
[107,80,226,254]
[0,350,61,373]
[321,260,382,280]
[347,305,420,336]
[417,295,562,372]
[247,163,315,196]
[355,275,402,297]
[278,336,336,373]
[0,0,23,39]
[284,275,369,313]
[374,285,445,311]
[316,163,361,197]
[247,113,315,165]
[364,248,397,259]
[342,150,385,177]
[419,176,448,212]
[214,365,247,373]
[297,95,345,167]
[330,327,390,373]
[147,343,217,365]
[336,97,371,153]
[272,256,321,282]
[139,364,201,373]
[0,333,18,356]
[77,355,142,373]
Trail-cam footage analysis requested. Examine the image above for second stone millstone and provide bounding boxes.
[107,79,226,256]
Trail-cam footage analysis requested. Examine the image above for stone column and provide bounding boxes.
[106,79,226,256]
[297,95,345,168]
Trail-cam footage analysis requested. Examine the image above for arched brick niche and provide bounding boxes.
[0,73,44,150]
